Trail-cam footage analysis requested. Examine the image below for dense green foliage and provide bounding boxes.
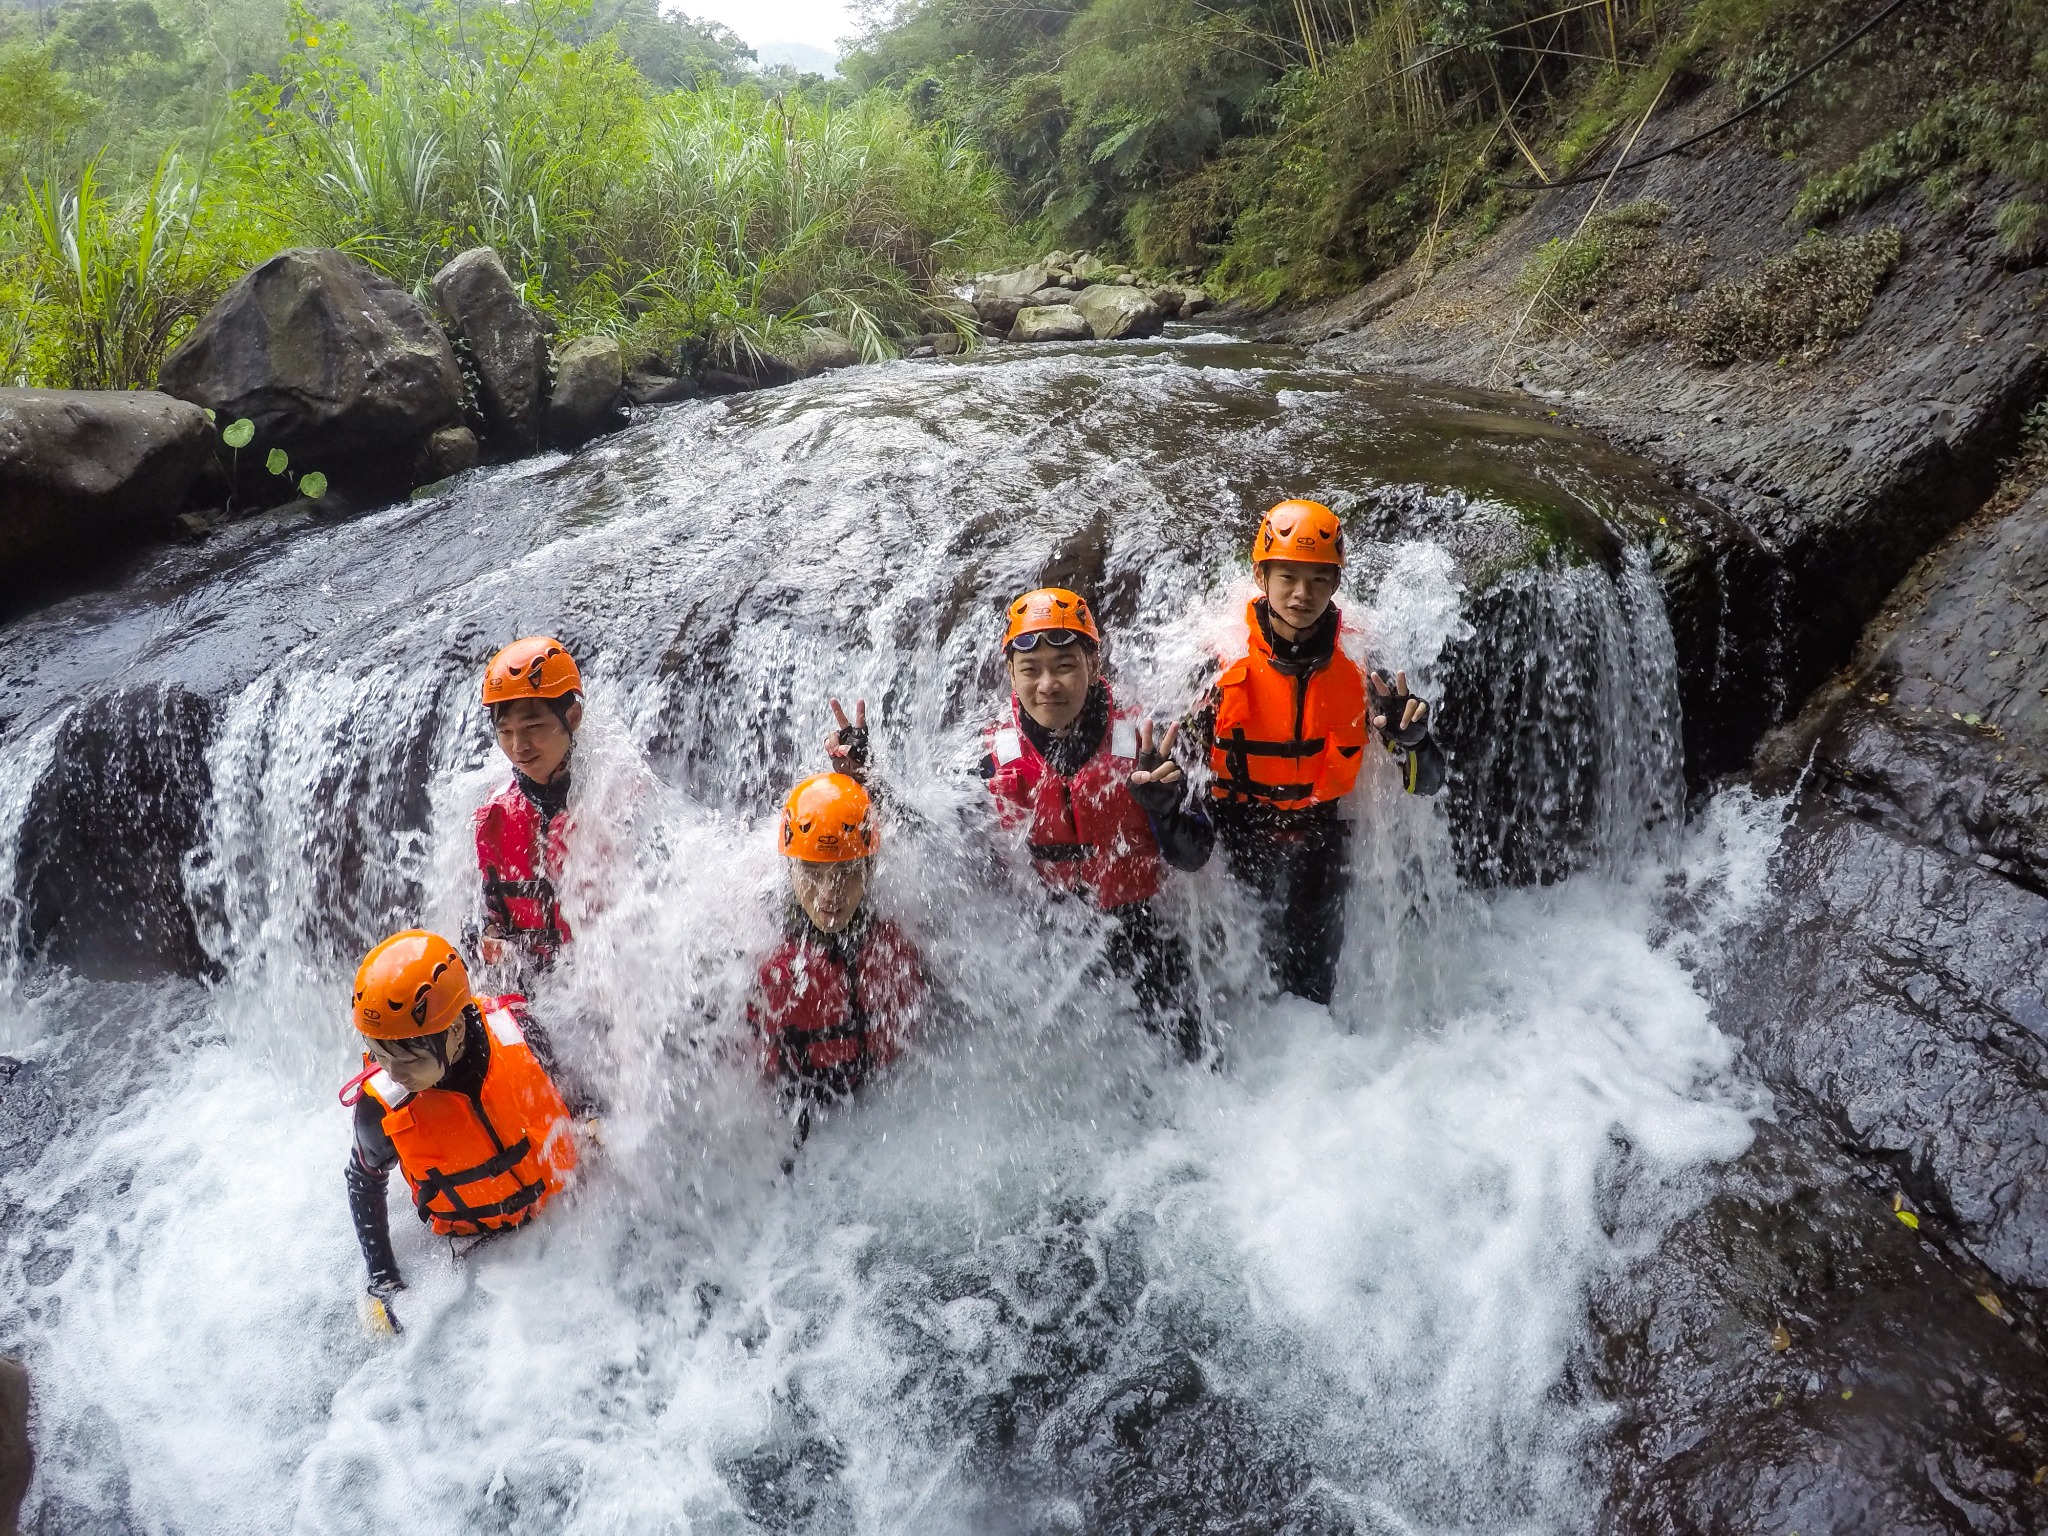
[847,0,2048,303]
[0,0,1012,388]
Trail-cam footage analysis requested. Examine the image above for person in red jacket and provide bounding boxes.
[338,929,581,1333]
[1190,499,1445,1006]
[474,636,583,972]
[827,588,1211,1060]
[749,772,925,1145]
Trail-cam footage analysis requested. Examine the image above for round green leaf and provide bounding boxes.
[298,471,329,499]
[266,447,290,476]
[221,418,255,448]
[202,407,216,423]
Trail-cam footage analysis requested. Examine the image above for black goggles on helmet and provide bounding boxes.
[1007,629,1095,653]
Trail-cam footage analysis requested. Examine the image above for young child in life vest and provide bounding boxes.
[1190,500,1445,1007]
[748,772,925,1143]
[944,587,1213,1058]
[475,636,582,973]
[339,930,580,1330]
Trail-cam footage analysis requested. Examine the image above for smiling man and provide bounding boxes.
[1190,499,1446,1007]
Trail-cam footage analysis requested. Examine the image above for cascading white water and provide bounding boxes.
[0,338,1773,1534]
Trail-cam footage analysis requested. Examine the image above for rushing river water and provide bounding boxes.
[0,336,1777,1534]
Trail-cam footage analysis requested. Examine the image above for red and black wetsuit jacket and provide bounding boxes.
[342,999,588,1288]
[475,770,571,961]
[979,681,1213,911]
[749,909,924,1101]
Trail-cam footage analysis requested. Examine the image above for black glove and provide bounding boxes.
[1127,738,1183,815]
[1371,669,1433,750]
[831,723,870,773]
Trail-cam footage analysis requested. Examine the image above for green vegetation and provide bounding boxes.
[0,0,1012,389]
[1515,201,1901,365]
[848,0,2048,305]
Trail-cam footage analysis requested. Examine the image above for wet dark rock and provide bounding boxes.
[1293,89,2048,757]
[0,389,214,598]
[14,685,217,980]
[0,1356,28,1536]
[1593,1121,2048,1534]
[412,424,481,485]
[158,248,464,505]
[543,338,627,450]
[1719,486,2048,1298]
[430,246,547,456]
[624,367,703,407]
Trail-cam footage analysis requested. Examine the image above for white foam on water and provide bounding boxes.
[0,345,1777,1533]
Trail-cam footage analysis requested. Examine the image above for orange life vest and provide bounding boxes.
[1208,601,1369,812]
[361,997,576,1236]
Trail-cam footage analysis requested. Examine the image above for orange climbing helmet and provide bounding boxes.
[482,636,583,708]
[352,930,472,1040]
[779,773,878,863]
[1253,499,1346,567]
[1002,587,1100,652]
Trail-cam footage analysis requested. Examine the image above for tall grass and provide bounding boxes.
[19,150,219,390]
[0,1,1012,389]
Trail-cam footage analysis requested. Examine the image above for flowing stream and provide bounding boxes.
[0,336,1776,1534]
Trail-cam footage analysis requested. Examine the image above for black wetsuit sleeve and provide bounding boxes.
[1392,733,1447,796]
[347,1099,402,1287]
[1141,784,1215,872]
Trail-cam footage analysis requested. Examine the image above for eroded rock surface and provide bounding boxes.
[1592,1121,2048,1534]
[1720,486,2048,1297]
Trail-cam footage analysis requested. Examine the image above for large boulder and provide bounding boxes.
[0,389,212,596]
[1071,284,1164,341]
[543,336,626,450]
[430,246,547,456]
[1722,483,2048,1293]
[158,248,463,503]
[1010,305,1092,343]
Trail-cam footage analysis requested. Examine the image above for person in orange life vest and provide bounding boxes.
[748,772,925,1142]
[339,930,582,1328]
[1190,500,1445,1007]
[826,590,1214,1059]
[475,636,583,972]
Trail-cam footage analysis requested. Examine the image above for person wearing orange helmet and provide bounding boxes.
[828,588,1212,1060]
[475,636,584,970]
[749,773,925,1142]
[339,930,583,1329]
[1188,499,1445,1006]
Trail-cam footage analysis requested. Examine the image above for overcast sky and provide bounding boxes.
[679,0,864,66]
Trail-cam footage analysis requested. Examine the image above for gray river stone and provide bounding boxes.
[1072,283,1164,341]
[0,389,213,601]
[1011,304,1093,343]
